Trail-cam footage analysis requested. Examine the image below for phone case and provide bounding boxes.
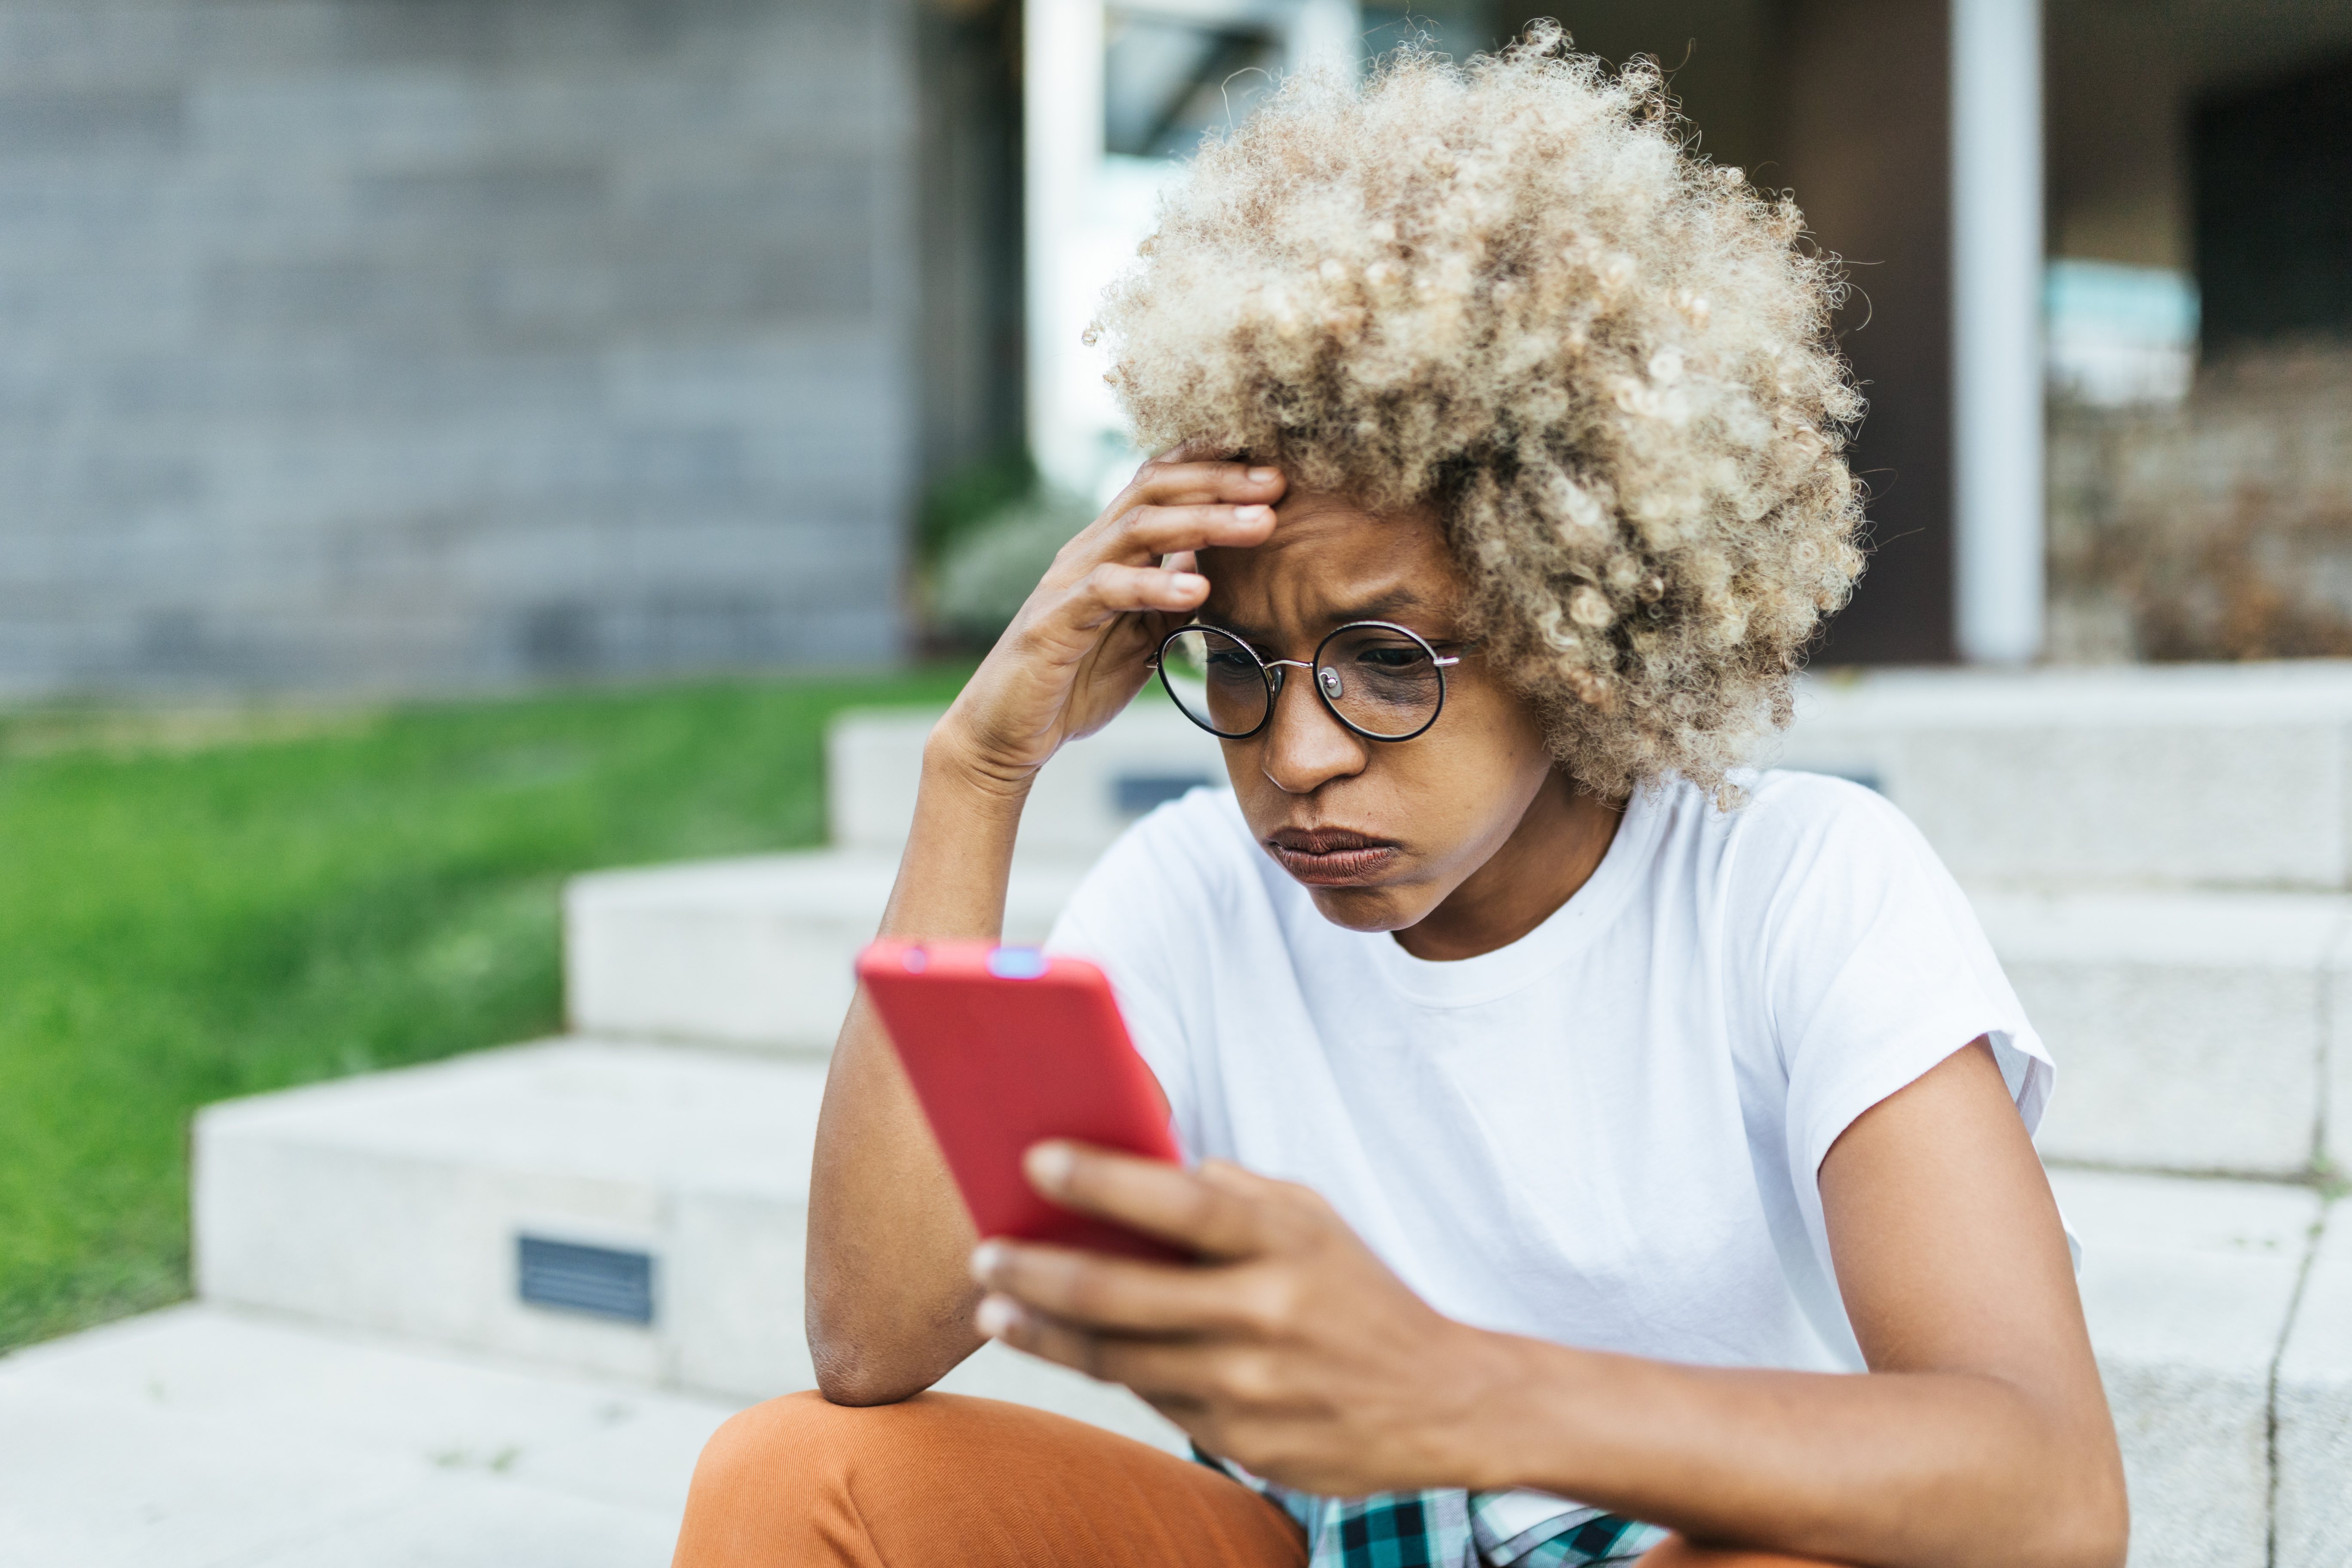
[855,938,1185,1260]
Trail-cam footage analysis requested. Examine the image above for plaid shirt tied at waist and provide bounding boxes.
[1195,1450,1669,1568]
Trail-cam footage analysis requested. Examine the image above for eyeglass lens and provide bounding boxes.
[1160,625,1445,741]
[1317,623,1444,739]
[1160,628,1270,738]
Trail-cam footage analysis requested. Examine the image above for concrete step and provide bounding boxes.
[563,697,1218,1052]
[566,848,2349,1178]
[2277,1207,2352,1565]
[564,852,1090,1051]
[826,701,1224,860]
[1977,889,2350,1177]
[190,1041,2341,1568]
[0,1303,738,1568]
[1776,662,2352,892]
[2052,1168,2332,1568]
[824,663,2352,891]
[191,1038,1185,1457]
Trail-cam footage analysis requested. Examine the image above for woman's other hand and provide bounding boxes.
[934,458,1283,791]
[967,1142,1517,1496]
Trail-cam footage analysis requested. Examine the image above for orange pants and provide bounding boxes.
[672,1390,1832,1568]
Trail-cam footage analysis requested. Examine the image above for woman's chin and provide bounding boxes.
[1304,882,1431,935]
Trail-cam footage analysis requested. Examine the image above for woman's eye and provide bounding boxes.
[1206,650,1257,673]
[1356,644,1429,669]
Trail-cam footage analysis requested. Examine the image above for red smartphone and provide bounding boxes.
[855,938,1185,1261]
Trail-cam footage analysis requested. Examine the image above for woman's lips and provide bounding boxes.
[1264,828,1402,886]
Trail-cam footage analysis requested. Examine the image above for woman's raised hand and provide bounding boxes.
[932,458,1283,791]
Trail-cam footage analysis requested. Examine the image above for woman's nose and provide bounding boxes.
[1258,667,1366,793]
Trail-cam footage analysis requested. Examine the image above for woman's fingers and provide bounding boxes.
[1118,459,1286,512]
[929,457,1281,784]
[1013,458,1284,665]
[1110,502,1276,560]
[970,1239,1271,1335]
[1052,562,1210,628]
[1022,1142,1273,1259]
[975,1293,1110,1377]
[973,1294,1240,1405]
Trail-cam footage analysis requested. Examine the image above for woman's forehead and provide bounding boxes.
[1198,493,1459,633]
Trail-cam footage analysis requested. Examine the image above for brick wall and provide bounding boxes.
[0,0,914,695]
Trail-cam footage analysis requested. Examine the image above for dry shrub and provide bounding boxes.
[2049,338,2352,662]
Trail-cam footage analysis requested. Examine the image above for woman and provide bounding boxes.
[675,31,2126,1568]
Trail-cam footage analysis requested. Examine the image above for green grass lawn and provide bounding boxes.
[0,668,970,1353]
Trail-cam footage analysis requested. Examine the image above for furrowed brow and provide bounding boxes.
[1209,589,1431,650]
[1331,588,1427,623]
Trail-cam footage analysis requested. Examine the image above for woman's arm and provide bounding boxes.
[970,1039,2128,1568]
[802,456,1283,1406]
[1483,1038,2125,1567]
[801,745,1025,1405]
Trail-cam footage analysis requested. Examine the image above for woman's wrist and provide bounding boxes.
[921,714,1041,807]
[1433,1327,1601,1494]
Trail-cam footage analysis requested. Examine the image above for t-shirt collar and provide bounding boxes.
[1360,785,1665,1008]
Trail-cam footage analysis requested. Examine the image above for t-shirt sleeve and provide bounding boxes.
[1042,789,1234,1156]
[1729,775,2057,1268]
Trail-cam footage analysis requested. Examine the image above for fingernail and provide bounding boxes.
[970,1240,1006,1283]
[975,1295,1020,1338]
[1169,572,1208,594]
[1248,467,1278,482]
[1234,505,1271,521]
[1026,1141,1077,1190]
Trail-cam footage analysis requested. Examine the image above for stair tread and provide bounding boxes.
[200,1038,826,1196]
[189,1042,2348,1565]
[201,1040,2331,1379]
[0,1302,738,1568]
[568,848,1091,913]
[577,848,2352,962]
[1785,660,2352,728]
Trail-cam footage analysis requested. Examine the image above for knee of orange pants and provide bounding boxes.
[674,1390,898,1568]
[686,1389,843,1494]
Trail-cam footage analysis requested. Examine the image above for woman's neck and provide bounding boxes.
[1391,771,1623,962]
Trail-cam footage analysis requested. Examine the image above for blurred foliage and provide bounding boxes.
[931,487,1101,644]
[2045,340,2352,663]
[913,447,1102,648]
[0,668,971,1352]
[917,447,1038,564]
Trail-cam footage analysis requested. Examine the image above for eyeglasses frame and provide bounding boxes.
[1150,619,1466,744]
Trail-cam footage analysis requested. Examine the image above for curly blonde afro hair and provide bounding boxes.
[1091,26,1866,798]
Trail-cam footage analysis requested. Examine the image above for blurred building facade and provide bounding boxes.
[0,0,1020,694]
[1023,0,2017,664]
[1031,0,2352,665]
[0,0,2344,693]
[2043,12,2352,662]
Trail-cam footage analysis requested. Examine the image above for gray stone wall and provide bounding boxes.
[0,0,914,695]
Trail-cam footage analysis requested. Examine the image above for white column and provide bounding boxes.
[1951,0,2046,664]
[1024,0,1108,494]
[1288,0,1362,76]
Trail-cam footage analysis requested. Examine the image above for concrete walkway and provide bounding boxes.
[0,1305,742,1568]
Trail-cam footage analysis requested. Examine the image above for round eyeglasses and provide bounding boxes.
[1153,621,1464,742]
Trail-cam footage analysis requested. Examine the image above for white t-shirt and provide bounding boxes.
[1044,769,2054,1375]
